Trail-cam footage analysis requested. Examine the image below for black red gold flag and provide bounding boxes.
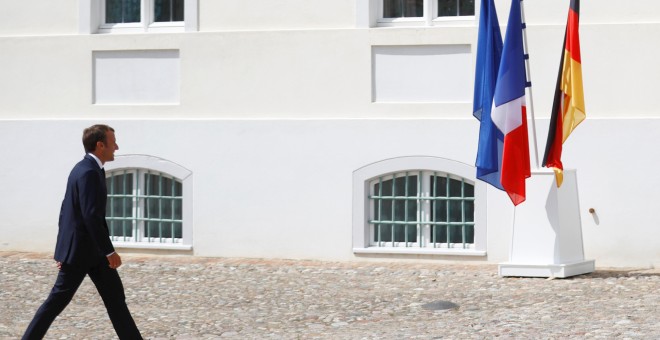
[542,0,585,187]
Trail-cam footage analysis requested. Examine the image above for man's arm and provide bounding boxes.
[78,170,116,257]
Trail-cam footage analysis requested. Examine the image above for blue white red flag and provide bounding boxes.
[491,0,531,206]
[473,0,504,190]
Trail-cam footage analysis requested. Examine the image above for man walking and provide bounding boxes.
[23,124,142,339]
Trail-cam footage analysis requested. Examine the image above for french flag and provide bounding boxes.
[491,0,531,206]
[473,0,504,191]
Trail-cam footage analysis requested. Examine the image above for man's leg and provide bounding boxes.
[88,262,142,339]
[22,264,86,340]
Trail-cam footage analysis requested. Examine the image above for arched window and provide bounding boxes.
[353,156,486,256]
[105,155,192,250]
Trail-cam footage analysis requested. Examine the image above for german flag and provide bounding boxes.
[542,0,585,187]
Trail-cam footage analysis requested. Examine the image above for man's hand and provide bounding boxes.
[107,252,122,270]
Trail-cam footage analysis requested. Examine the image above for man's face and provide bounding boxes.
[97,131,119,164]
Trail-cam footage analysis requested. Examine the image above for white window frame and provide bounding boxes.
[105,154,193,250]
[356,0,476,28]
[79,0,199,34]
[352,156,487,256]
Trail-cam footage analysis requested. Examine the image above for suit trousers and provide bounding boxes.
[22,260,142,339]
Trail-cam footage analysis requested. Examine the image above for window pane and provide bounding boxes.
[106,173,134,238]
[429,175,474,247]
[464,182,474,197]
[155,0,185,22]
[437,0,458,17]
[432,200,447,222]
[434,225,447,243]
[372,175,418,243]
[106,0,122,23]
[449,225,463,243]
[144,173,182,240]
[173,222,183,238]
[146,221,161,238]
[145,221,175,239]
[438,0,474,17]
[459,0,475,16]
[376,224,392,242]
[375,198,392,221]
[384,0,423,18]
[392,225,417,242]
[106,0,141,24]
[449,201,463,222]
[173,198,183,220]
[448,178,463,197]
[110,219,133,238]
[433,176,447,197]
[464,225,475,243]
[464,200,474,222]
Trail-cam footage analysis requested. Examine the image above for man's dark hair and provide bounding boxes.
[82,124,115,153]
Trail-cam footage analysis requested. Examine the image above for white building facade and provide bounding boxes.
[1,0,658,268]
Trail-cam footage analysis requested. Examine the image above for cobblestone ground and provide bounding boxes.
[1,252,659,339]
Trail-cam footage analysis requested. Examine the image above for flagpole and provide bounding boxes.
[519,0,541,169]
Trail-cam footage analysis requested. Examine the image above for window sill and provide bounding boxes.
[353,247,486,256]
[113,242,193,251]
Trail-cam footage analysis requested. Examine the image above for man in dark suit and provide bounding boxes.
[23,124,142,339]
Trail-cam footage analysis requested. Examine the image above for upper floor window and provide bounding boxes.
[79,0,198,34]
[105,0,183,24]
[102,0,184,32]
[378,0,475,27]
[437,0,475,17]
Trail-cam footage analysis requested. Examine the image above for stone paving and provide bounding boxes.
[1,251,659,339]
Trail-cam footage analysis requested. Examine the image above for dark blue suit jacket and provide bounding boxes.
[54,154,115,267]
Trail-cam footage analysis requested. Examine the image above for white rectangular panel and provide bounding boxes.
[94,50,180,104]
[372,45,471,103]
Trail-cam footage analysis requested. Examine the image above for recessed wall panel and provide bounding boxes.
[372,45,471,103]
[93,50,180,104]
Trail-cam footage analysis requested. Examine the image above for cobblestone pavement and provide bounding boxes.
[1,252,659,339]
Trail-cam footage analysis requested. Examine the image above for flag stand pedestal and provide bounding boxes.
[498,169,594,278]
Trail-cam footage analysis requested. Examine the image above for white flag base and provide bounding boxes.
[499,260,595,278]
[498,169,595,278]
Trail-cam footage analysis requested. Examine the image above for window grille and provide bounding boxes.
[106,169,183,244]
[369,171,475,249]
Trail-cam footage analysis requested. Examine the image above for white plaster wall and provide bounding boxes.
[0,0,77,36]
[1,118,659,268]
[1,0,658,36]
[2,22,660,119]
[1,0,660,267]
[200,0,356,31]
